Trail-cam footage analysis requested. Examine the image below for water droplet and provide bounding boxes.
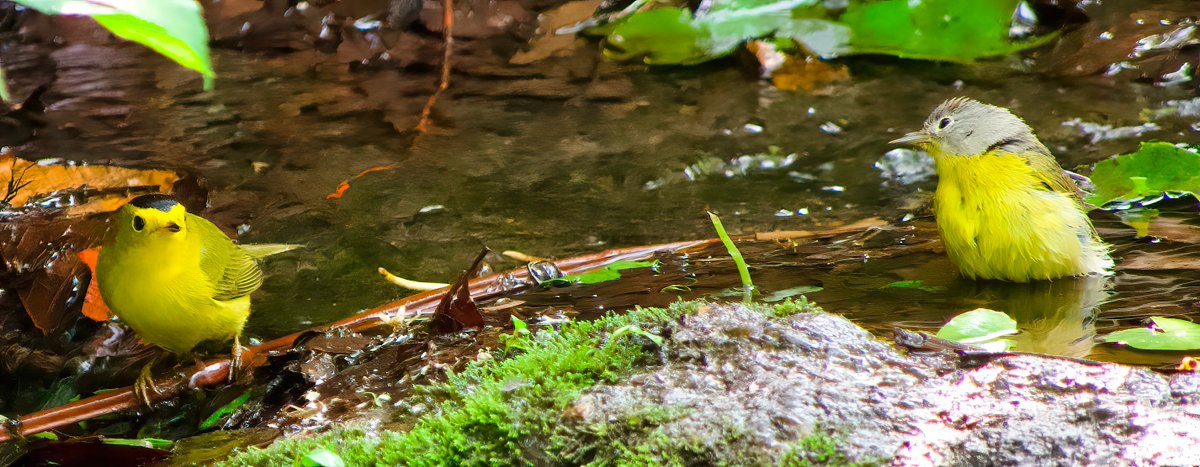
[819,122,843,135]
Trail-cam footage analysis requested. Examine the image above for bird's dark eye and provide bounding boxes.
[938,117,953,129]
[132,216,145,232]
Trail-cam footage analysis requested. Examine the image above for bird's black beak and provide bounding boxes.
[164,222,181,233]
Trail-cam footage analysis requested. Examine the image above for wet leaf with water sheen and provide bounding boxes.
[762,285,823,302]
[936,308,1018,344]
[14,0,213,89]
[883,280,945,293]
[0,152,180,217]
[1103,317,1200,351]
[1087,142,1200,207]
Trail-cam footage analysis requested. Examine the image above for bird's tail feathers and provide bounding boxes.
[240,243,304,258]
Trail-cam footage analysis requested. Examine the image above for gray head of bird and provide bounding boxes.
[110,194,190,245]
[890,97,1043,157]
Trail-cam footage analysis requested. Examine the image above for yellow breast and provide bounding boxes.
[932,151,1112,282]
[96,235,250,354]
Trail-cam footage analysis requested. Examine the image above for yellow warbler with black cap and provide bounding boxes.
[97,194,298,401]
[891,97,1112,282]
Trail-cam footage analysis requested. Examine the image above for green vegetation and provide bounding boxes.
[777,430,865,467]
[6,0,213,98]
[710,211,755,302]
[593,0,1051,65]
[543,260,660,286]
[220,299,834,465]
[1103,316,1200,351]
[769,296,824,317]
[883,280,946,293]
[221,301,698,466]
[1087,142,1200,207]
[935,308,1017,351]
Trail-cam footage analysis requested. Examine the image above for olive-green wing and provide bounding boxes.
[191,213,264,301]
[1020,149,1089,204]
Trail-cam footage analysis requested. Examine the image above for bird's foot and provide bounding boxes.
[229,337,249,384]
[133,357,163,407]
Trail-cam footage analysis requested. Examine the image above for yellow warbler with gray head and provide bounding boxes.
[891,97,1112,282]
[97,194,299,396]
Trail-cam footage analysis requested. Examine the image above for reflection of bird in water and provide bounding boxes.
[968,275,1110,358]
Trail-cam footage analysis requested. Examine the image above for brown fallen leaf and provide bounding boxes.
[1,215,107,335]
[509,0,601,65]
[747,41,849,93]
[433,248,489,332]
[1,150,179,217]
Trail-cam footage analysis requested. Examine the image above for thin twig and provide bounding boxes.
[416,0,455,133]
[3,154,32,207]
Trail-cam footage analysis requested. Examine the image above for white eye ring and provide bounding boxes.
[938,117,953,130]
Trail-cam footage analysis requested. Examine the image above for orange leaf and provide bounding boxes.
[77,247,113,322]
[1,150,179,217]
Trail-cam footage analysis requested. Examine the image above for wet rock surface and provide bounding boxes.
[562,304,1200,465]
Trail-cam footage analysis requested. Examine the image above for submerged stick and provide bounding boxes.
[0,216,889,441]
[0,238,718,442]
[416,0,454,133]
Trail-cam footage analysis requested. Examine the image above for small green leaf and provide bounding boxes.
[303,447,346,467]
[0,65,10,103]
[511,315,527,333]
[608,325,664,347]
[14,0,214,89]
[1087,142,1200,206]
[1103,317,1200,351]
[883,280,946,293]
[544,260,660,286]
[102,437,173,450]
[710,212,754,302]
[936,308,1018,344]
[762,285,823,302]
[199,391,252,430]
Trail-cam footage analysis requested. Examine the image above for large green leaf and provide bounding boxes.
[936,308,1017,344]
[1087,142,1200,207]
[596,0,1051,65]
[837,0,1055,61]
[1103,317,1200,351]
[14,0,213,89]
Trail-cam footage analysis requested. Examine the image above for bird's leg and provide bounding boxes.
[134,352,166,407]
[229,335,248,383]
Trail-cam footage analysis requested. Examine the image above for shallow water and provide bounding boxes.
[4,1,1200,365]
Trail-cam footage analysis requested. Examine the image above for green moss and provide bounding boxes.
[222,300,857,466]
[778,429,872,467]
[770,296,823,317]
[221,301,703,466]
